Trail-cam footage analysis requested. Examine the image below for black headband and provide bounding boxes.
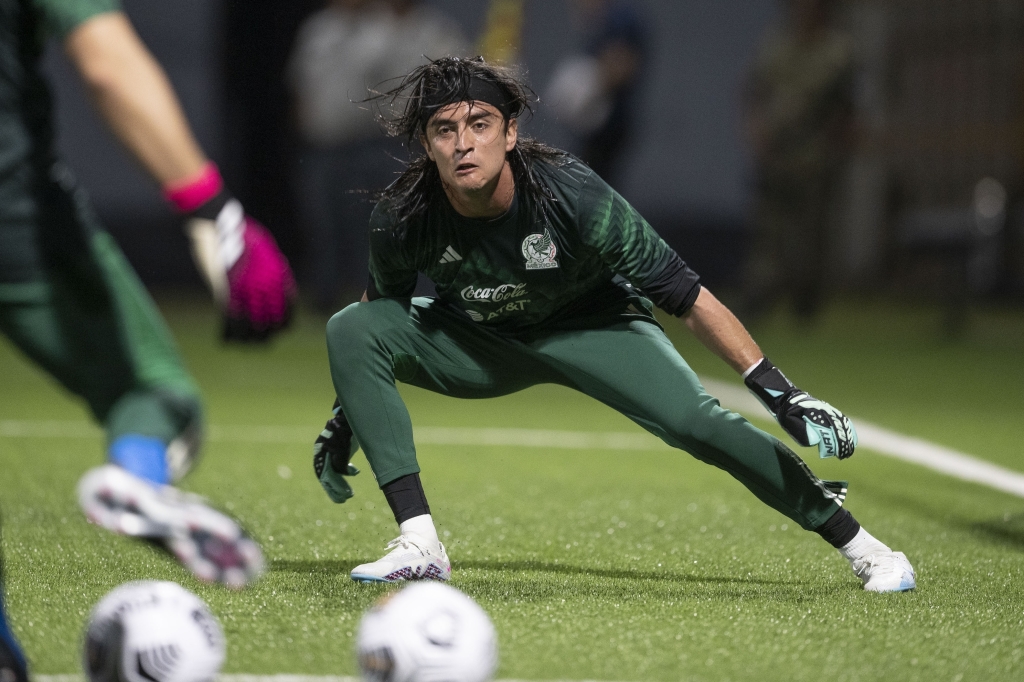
[419,76,513,132]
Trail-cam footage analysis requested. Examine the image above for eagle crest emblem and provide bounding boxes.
[521,231,559,270]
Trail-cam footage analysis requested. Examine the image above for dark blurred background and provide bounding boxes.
[40,0,1024,327]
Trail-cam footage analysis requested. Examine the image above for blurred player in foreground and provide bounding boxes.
[0,1,296,677]
[312,57,915,594]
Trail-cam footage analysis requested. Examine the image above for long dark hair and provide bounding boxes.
[367,56,568,231]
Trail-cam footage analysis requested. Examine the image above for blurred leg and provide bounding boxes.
[0,230,202,481]
[2,167,202,483]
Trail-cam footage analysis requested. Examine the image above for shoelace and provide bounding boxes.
[852,553,898,577]
[385,534,428,555]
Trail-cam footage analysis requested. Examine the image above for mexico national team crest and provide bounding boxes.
[521,231,559,270]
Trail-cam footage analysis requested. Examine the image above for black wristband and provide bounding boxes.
[743,357,796,415]
[188,187,232,221]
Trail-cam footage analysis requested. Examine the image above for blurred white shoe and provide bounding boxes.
[850,550,916,592]
[77,464,264,588]
[351,534,451,583]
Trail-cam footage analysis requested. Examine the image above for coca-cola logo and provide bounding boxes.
[460,283,527,303]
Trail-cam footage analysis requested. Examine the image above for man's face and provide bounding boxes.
[421,101,517,196]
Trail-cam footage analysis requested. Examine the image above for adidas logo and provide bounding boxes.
[439,246,462,264]
[822,480,848,507]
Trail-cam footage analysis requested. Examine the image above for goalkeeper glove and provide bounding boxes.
[312,403,360,503]
[165,162,296,342]
[744,357,857,459]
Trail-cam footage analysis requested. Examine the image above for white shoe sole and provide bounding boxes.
[349,562,451,583]
[78,464,264,588]
[351,573,391,584]
[864,575,916,593]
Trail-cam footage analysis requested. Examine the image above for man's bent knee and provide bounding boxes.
[327,299,409,365]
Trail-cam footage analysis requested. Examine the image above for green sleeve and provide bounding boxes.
[367,206,418,299]
[575,169,701,314]
[576,170,678,288]
[34,0,121,39]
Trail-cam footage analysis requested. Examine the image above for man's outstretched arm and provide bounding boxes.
[682,287,857,459]
[681,286,763,374]
[65,12,206,186]
[64,12,296,342]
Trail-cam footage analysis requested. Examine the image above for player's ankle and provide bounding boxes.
[837,527,891,563]
[384,473,432,526]
[400,514,440,547]
[815,507,860,547]
[109,434,169,485]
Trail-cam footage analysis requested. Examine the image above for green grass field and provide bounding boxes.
[2,294,1023,681]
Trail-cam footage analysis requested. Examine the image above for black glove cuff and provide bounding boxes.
[743,357,796,415]
[188,187,232,221]
[313,406,356,479]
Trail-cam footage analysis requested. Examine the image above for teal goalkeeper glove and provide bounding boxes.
[312,405,360,503]
[744,358,858,459]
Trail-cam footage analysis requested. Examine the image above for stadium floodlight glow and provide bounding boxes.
[357,582,498,682]
[83,581,226,682]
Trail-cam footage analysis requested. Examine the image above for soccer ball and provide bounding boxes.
[83,581,225,682]
[356,582,498,682]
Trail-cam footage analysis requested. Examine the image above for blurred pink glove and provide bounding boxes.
[165,163,297,342]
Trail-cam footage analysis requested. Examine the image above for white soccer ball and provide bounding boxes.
[83,580,226,682]
[356,582,498,682]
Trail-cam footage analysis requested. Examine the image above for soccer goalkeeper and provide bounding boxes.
[314,56,915,594]
[0,2,295,671]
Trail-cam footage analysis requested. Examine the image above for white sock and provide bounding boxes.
[400,514,439,546]
[838,527,890,562]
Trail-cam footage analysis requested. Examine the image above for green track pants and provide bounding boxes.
[326,297,840,531]
[0,225,201,449]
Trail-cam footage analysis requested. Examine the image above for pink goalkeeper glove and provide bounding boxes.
[165,163,296,342]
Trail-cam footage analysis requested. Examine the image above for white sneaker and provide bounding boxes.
[77,464,264,589]
[351,534,451,583]
[850,550,916,592]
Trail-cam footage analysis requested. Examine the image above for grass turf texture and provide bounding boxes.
[1,294,1023,681]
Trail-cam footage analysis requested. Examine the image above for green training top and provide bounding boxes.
[368,157,701,336]
[0,0,120,284]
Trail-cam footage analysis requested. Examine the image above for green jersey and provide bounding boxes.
[368,157,701,336]
[0,0,119,285]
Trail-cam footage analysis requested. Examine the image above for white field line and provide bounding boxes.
[4,375,1024,498]
[36,677,349,682]
[700,377,1024,499]
[37,676,620,682]
[0,420,665,451]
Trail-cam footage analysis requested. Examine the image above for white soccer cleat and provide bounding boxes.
[850,550,916,593]
[77,464,264,588]
[351,534,451,583]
